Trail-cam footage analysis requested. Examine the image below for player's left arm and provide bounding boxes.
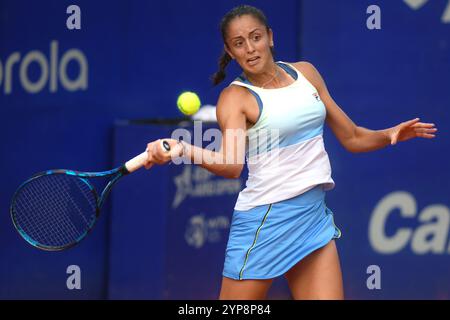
[293,61,437,153]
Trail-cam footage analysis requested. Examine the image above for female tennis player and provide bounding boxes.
[144,5,437,300]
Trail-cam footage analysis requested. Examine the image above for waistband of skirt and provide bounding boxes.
[282,184,326,206]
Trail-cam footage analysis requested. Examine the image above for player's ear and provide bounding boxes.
[224,45,235,60]
[268,28,274,47]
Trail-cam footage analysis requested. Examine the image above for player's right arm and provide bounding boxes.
[145,86,247,179]
[183,85,247,178]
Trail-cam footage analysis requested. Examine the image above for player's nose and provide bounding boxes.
[245,40,255,53]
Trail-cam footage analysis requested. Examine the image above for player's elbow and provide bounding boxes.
[343,142,359,153]
[220,165,243,179]
[227,170,242,179]
[341,135,361,153]
[344,140,363,153]
[344,143,358,153]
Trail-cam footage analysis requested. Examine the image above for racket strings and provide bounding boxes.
[23,180,81,245]
[12,174,97,249]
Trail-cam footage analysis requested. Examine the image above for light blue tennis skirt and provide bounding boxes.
[223,184,341,280]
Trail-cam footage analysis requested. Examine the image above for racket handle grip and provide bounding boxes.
[124,140,172,173]
[125,151,149,173]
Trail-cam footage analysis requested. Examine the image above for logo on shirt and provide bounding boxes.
[313,92,321,102]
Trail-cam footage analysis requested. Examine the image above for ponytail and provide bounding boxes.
[211,50,232,86]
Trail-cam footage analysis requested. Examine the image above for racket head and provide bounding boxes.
[10,170,101,251]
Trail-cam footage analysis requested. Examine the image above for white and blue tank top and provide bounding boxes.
[230,61,335,211]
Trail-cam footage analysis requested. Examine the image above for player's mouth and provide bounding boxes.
[247,56,260,66]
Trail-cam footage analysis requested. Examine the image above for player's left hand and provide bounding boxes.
[389,118,438,145]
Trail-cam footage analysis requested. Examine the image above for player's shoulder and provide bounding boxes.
[289,60,320,77]
[215,85,249,127]
[289,60,324,88]
[218,83,251,106]
[216,82,253,122]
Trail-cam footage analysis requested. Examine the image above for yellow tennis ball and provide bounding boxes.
[177,91,201,115]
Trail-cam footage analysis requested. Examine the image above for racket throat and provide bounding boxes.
[98,172,125,208]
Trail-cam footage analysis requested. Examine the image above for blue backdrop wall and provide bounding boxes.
[1,0,449,299]
[301,0,450,299]
[0,0,299,299]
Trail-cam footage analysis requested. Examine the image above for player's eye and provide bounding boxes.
[253,34,261,41]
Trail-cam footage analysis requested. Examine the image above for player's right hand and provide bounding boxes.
[144,139,181,169]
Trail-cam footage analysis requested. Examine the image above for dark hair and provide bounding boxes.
[211,5,274,86]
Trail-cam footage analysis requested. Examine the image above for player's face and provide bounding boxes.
[224,15,274,73]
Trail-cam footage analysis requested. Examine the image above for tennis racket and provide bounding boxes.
[10,140,172,251]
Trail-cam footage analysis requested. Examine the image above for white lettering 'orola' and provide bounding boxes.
[0,40,88,95]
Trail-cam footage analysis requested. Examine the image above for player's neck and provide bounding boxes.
[245,62,280,88]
